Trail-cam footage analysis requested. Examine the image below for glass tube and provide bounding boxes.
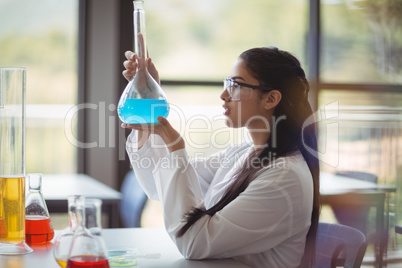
[0,67,33,254]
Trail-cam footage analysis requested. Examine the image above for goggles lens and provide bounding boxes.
[223,78,252,101]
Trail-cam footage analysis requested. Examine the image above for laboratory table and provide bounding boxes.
[0,228,250,268]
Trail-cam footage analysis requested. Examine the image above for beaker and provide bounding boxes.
[25,173,54,244]
[117,0,169,124]
[66,197,109,268]
[53,195,83,268]
[85,198,104,237]
[0,67,33,254]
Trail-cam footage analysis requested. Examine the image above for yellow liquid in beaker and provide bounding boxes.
[0,176,25,242]
[56,259,67,268]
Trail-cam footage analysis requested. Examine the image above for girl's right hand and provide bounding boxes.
[122,116,185,153]
[122,50,160,84]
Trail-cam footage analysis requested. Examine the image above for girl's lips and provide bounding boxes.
[223,106,230,116]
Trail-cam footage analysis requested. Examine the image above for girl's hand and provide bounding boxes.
[122,34,160,83]
[122,117,185,153]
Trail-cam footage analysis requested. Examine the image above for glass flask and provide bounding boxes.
[0,67,33,255]
[85,198,104,238]
[117,0,169,125]
[53,195,82,268]
[66,197,109,268]
[25,173,55,244]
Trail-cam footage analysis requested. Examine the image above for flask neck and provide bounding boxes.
[69,213,78,229]
[75,196,86,229]
[67,195,82,229]
[133,0,147,60]
[28,173,43,191]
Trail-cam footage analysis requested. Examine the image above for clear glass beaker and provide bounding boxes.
[53,195,82,268]
[66,197,109,268]
[25,173,55,245]
[85,198,104,237]
[117,0,169,125]
[0,67,33,255]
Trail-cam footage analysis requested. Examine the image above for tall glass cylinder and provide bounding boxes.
[0,67,33,254]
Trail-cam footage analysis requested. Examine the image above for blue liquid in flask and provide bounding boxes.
[118,99,169,124]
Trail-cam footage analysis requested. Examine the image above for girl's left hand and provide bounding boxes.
[122,116,185,153]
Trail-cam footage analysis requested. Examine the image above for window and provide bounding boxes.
[318,0,402,188]
[144,0,309,157]
[318,0,402,254]
[0,0,79,173]
[147,0,308,80]
[321,0,402,84]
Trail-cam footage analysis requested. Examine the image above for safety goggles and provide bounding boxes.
[223,78,274,101]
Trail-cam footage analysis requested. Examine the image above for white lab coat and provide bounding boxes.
[126,131,313,268]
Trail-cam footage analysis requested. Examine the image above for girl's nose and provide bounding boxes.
[220,89,230,102]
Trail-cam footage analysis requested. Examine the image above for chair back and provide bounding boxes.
[335,171,378,183]
[315,222,367,268]
[120,170,148,227]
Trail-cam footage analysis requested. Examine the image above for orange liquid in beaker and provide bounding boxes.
[25,215,54,244]
[0,176,25,242]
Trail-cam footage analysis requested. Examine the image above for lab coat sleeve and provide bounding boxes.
[127,129,229,199]
[154,149,310,261]
[126,130,169,200]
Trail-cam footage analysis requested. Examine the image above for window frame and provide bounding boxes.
[78,0,401,189]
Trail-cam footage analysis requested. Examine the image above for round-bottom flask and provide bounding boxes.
[66,197,109,268]
[53,195,82,268]
[118,67,169,125]
[117,0,169,125]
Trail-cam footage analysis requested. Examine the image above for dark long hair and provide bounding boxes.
[176,47,320,267]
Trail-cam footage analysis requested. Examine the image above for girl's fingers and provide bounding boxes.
[123,60,136,69]
[122,70,134,81]
[121,119,184,153]
[124,51,137,60]
[122,59,137,81]
[156,116,171,129]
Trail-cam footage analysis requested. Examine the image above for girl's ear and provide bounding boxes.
[263,90,282,110]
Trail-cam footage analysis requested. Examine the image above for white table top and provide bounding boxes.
[39,172,394,200]
[320,172,395,195]
[41,174,121,200]
[0,228,249,268]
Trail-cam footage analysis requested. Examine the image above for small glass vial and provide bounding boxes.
[117,0,169,124]
[53,195,83,268]
[66,197,109,268]
[25,173,54,245]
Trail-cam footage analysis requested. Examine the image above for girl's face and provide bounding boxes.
[220,59,274,130]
